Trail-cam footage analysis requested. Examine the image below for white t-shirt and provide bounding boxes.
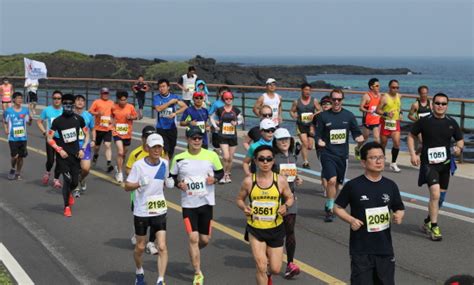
[181,74,198,101]
[127,158,169,217]
[25,78,39,93]
[262,92,281,124]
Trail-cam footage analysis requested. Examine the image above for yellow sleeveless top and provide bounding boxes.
[382,93,401,120]
[247,173,283,229]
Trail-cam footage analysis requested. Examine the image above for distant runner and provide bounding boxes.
[24,77,39,116]
[359,78,381,143]
[131,75,150,120]
[177,66,198,106]
[180,91,210,149]
[1,77,14,111]
[253,78,282,126]
[208,86,230,153]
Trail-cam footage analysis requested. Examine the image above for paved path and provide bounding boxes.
[0,116,473,284]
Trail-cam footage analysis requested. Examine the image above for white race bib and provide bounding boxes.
[384,120,397,131]
[369,106,379,116]
[279,163,297,182]
[146,194,167,215]
[365,206,390,233]
[100,116,111,127]
[62,128,77,143]
[222,122,235,135]
[160,107,173,117]
[13,126,26,138]
[187,84,195,92]
[185,176,208,196]
[196,121,206,132]
[418,112,430,118]
[116,123,129,135]
[427,146,447,164]
[252,201,277,221]
[329,129,347,144]
[300,112,313,123]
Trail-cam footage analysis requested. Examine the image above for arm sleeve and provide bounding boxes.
[335,182,351,208]
[40,109,47,120]
[88,115,95,130]
[410,120,421,136]
[126,163,140,183]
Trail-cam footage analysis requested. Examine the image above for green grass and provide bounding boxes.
[144,61,188,80]
[0,262,16,285]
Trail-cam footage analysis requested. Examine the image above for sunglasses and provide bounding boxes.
[261,113,272,118]
[372,84,380,87]
[434,102,448,106]
[224,98,233,101]
[390,86,400,89]
[321,102,332,106]
[194,97,204,100]
[257,156,274,163]
[53,97,62,100]
[190,136,203,141]
[331,98,343,102]
[263,128,276,133]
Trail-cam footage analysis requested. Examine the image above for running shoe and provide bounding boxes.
[390,163,401,173]
[422,221,431,234]
[7,169,16,180]
[73,189,81,198]
[156,281,165,285]
[145,242,158,255]
[354,146,361,161]
[107,164,114,173]
[64,206,72,217]
[53,179,62,189]
[430,226,443,241]
[225,173,232,184]
[131,234,137,246]
[42,171,50,185]
[15,174,22,180]
[302,162,310,169]
[267,273,272,285]
[69,193,75,206]
[115,172,124,183]
[135,273,146,285]
[193,272,204,285]
[284,262,300,279]
[218,176,226,184]
[80,180,87,193]
[324,207,335,223]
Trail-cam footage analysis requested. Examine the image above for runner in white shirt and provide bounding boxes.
[253,78,282,126]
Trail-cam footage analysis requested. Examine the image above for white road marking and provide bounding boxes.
[0,242,34,285]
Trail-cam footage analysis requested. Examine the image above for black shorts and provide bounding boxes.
[245,224,285,248]
[182,205,213,235]
[28,91,38,103]
[296,124,312,136]
[363,124,379,130]
[218,136,238,147]
[96,130,112,145]
[113,136,131,146]
[157,128,177,158]
[9,141,28,158]
[134,214,167,236]
[56,155,81,174]
[320,151,347,184]
[211,132,220,149]
[418,162,450,190]
[351,254,395,285]
[135,92,145,109]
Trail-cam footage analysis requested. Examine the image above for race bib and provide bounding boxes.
[100,116,111,127]
[79,128,85,140]
[329,129,346,144]
[222,122,235,135]
[13,126,26,138]
[384,120,397,131]
[418,112,430,118]
[160,107,173,117]
[187,84,195,92]
[195,121,206,132]
[279,163,297,182]
[252,201,277,221]
[300,112,313,123]
[427,146,447,164]
[146,194,167,215]
[365,206,390,233]
[185,176,208,196]
[116,123,129,135]
[62,128,77,143]
[369,106,379,116]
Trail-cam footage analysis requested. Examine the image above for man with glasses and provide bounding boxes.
[37,90,63,188]
[180,91,210,149]
[236,144,294,285]
[253,78,282,126]
[359,78,381,143]
[408,93,464,241]
[334,142,405,285]
[376,80,402,173]
[243,105,273,150]
[153,79,188,159]
[242,118,277,177]
[290,82,321,168]
[170,126,224,285]
[315,89,364,222]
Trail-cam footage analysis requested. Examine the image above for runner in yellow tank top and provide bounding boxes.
[376,79,403,173]
[236,144,294,285]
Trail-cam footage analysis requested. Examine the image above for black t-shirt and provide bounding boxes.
[133,82,148,96]
[51,114,86,155]
[247,126,262,142]
[410,115,463,164]
[335,175,405,255]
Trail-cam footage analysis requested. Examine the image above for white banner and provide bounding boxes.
[24,58,48,80]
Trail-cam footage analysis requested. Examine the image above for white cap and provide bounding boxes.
[146,133,164,147]
[265,78,276,85]
[259,118,276,130]
[274,128,291,139]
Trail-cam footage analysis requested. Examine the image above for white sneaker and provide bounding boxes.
[146,241,158,255]
[80,180,87,192]
[131,234,137,246]
[225,174,232,184]
[115,172,124,183]
[390,163,401,173]
[218,176,226,184]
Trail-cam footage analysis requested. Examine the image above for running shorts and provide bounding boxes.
[350,254,395,285]
[380,119,400,137]
[95,130,112,145]
[134,214,167,236]
[245,223,285,248]
[82,143,92,160]
[9,141,28,158]
[320,151,347,184]
[182,205,213,235]
[113,136,131,146]
[418,162,450,190]
[218,136,237,147]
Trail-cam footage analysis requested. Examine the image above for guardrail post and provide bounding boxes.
[151,91,155,119]
[460,102,465,163]
[241,90,246,131]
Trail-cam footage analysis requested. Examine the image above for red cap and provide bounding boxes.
[222,91,233,100]
[193,91,205,98]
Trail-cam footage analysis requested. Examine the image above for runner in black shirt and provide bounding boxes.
[408,93,464,241]
[334,142,405,285]
[47,94,89,217]
[132,75,150,120]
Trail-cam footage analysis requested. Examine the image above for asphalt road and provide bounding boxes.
[0,120,473,285]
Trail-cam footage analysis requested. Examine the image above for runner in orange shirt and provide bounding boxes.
[89,87,115,173]
[112,90,137,183]
[1,77,14,111]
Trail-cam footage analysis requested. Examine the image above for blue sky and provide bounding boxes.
[1,0,472,58]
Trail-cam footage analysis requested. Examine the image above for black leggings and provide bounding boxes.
[45,142,60,179]
[284,214,296,263]
[59,157,80,207]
